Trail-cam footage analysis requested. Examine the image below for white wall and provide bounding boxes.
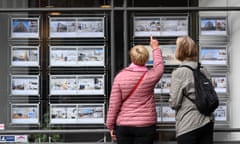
[199,0,240,141]
[228,0,240,128]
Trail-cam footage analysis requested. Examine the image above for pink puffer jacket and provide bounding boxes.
[106,48,164,130]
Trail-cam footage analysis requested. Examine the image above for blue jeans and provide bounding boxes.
[177,121,214,144]
[115,125,156,144]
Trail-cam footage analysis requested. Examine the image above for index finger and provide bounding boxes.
[150,35,153,41]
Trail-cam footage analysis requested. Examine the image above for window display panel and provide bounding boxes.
[154,74,171,94]
[49,74,105,95]
[211,73,228,94]
[160,16,188,36]
[49,46,104,67]
[134,16,188,37]
[50,103,104,124]
[134,16,161,37]
[200,16,227,36]
[50,75,77,95]
[161,45,181,65]
[214,102,228,122]
[49,17,105,38]
[161,104,175,122]
[11,46,39,67]
[11,104,39,124]
[200,45,228,66]
[11,75,39,96]
[50,104,79,124]
[145,45,180,66]
[10,17,40,38]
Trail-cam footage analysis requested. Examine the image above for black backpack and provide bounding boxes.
[180,63,219,116]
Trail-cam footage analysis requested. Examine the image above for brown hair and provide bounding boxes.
[175,36,198,61]
[129,45,149,66]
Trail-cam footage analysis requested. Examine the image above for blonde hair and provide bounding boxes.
[175,36,198,61]
[129,45,149,66]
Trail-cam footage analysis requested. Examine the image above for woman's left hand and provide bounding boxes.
[110,129,117,141]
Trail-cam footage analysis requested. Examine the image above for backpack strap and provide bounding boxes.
[179,65,196,103]
[180,65,194,71]
[180,62,202,70]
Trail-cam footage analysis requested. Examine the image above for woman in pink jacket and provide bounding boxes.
[106,36,164,144]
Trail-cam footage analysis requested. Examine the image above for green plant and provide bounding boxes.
[29,112,62,143]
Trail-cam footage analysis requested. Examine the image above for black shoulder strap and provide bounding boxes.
[180,65,194,71]
[180,62,203,71]
[179,65,196,103]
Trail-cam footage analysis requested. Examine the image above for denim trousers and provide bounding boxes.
[177,121,214,144]
[115,125,156,144]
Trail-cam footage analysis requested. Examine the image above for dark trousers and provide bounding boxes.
[115,125,156,144]
[177,121,214,144]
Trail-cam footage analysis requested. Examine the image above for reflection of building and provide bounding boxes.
[57,23,67,32]
[13,22,28,32]
[202,21,215,30]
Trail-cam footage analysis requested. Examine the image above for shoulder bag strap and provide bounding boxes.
[122,72,146,103]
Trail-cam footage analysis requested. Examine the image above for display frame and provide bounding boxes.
[49,16,105,38]
[161,103,176,122]
[214,101,228,123]
[10,103,39,124]
[10,16,40,39]
[133,16,161,37]
[145,45,180,66]
[154,74,171,95]
[49,74,105,95]
[50,103,105,124]
[161,45,181,65]
[49,45,105,67]
[10,74,40,96]
[10,45,40,67]
[199,45,228,66]
[133,16,188,37]
[210,72,229,95]
[199,16,228,36]
[160,16,188,37]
